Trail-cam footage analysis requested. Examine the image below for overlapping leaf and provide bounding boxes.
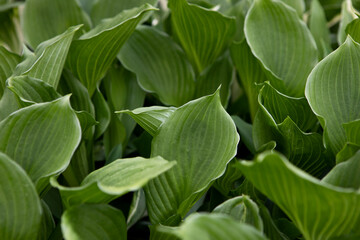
[22,0,91,48]
[306,37,360,154]
[280,0,305,16]
[239,151,360,240]
[142,91,239,224]
[168,0,236,73]
[66,4,157,96]
[0,46,20,97]
[338,0,357,45]
[0,96,81,193]
[0,3,22,53]
[61,204,126,240]
[245,0,318,97]
[51,156,175,208]
[346,18,360,43]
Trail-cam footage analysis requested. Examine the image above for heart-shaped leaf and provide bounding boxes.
[0,152,42,240]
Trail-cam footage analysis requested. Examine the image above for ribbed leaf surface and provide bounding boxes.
[0,152,42,240]
[239,151,360,240]
[0,46,20,97]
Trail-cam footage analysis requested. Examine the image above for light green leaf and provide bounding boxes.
[213,159,243,197]
[22,0,91,48]
[346,18,360,43]
[245,0,318,97]
[118,106,176,136]
[127,189,147,228]
[309,0,332,59]
[66,4,157,96]
[239,151,360,240]
[0,96,81,193]
[7,75,61,105]
[119,26,195,106]
[14,25,81,88]
[0,46,20,97]
[323,150,360,189]
[305,37,360,154]
[0,88,19,121]
[213,196,264,231]
[230,40,267,120]
[338,0,357,45]
[61,204,126,240]
[144,91,239,224]
[280,0,305,16]
[51,156,176,208]
[167,213,267,240]
[90,0,158,25]
[168,0,236,73]
[336,143,360,163]
[0,152,42,240]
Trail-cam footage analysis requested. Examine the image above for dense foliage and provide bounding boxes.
[1,0,360,239]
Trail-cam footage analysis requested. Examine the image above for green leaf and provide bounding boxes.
[213,196,264,231]
[245,0,318,97]
[22,0,91,48]
[66,4,157,96]
[92,88,110,139]
[309,0,332,59]
[305,37,360,154]
[8,75,61,105]
[230,40,267,120]
[14,25,81,88]
[0,4,22,54]
[127,189,147,228]
[168,0,236,73]
[280,0,305,17]
[239,151,360,240]
[213,158,243,197]
[0,46,19,98]
[51,156,176,208]
[346,18,360,43]
[61,204,126,240]
[144,91,239,224]
[119,26,195,106]
[166,213,267,240]
[38,201,56,240]
[90,0,158,25]
[0,96,81,193]
[232,116,255,154]
[118,106,176,136]
[0,152,42,240]
[338,0,357,45]
[323,150,360,189]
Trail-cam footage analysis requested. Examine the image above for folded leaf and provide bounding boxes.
[61,204,126,240]
[66,4,157,96]
[119,26,195,106]
[144,90,239,224]
[0,96,81,193]
[346,18,360,43]
[280,0,305,17]
[14,25,81,88]
[22,0,91,48]
[51,156,176,208]
[239,151,360,240]
[0,152,42,240]
[166,213,267,240]
[306,37,360,154]
[39,201,55,240]
[245,0,318,97]
[92,88,110,139]
[0,46,20,97]
[338,0,357,45]
[168,0,236,73]
[0,4,22,53]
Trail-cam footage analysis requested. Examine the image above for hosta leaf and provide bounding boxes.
[61,204,126,240]
[232,116,255,154]
[127,189,147,228]
[66,4,157,96]
[0,4,22,54]
[14,25,81,88]
[144,91,239,224]
[323,150,360,189]
[245,0,318,97]
[306,37,360,154]
[0,96,81,193]
[39,201,55,240]
[0,46,20,97]
[346,18,360,43]
[280,0,305,16]
[22,0,91,48]
[213,196,263,231]
[51,156,176,208]
[168,0,236,73]
[230,40,267,120]
[119,26,195,106]
[92,88,110,139]
[119,106,176,136]
[166,213,267,240]
[194,53,233,107]
[0,152,42,240]
[90,0,158,25]
[309,0,332,59]
[239,151,360,240]
[8,75,61,105]
[338,0,357,45]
